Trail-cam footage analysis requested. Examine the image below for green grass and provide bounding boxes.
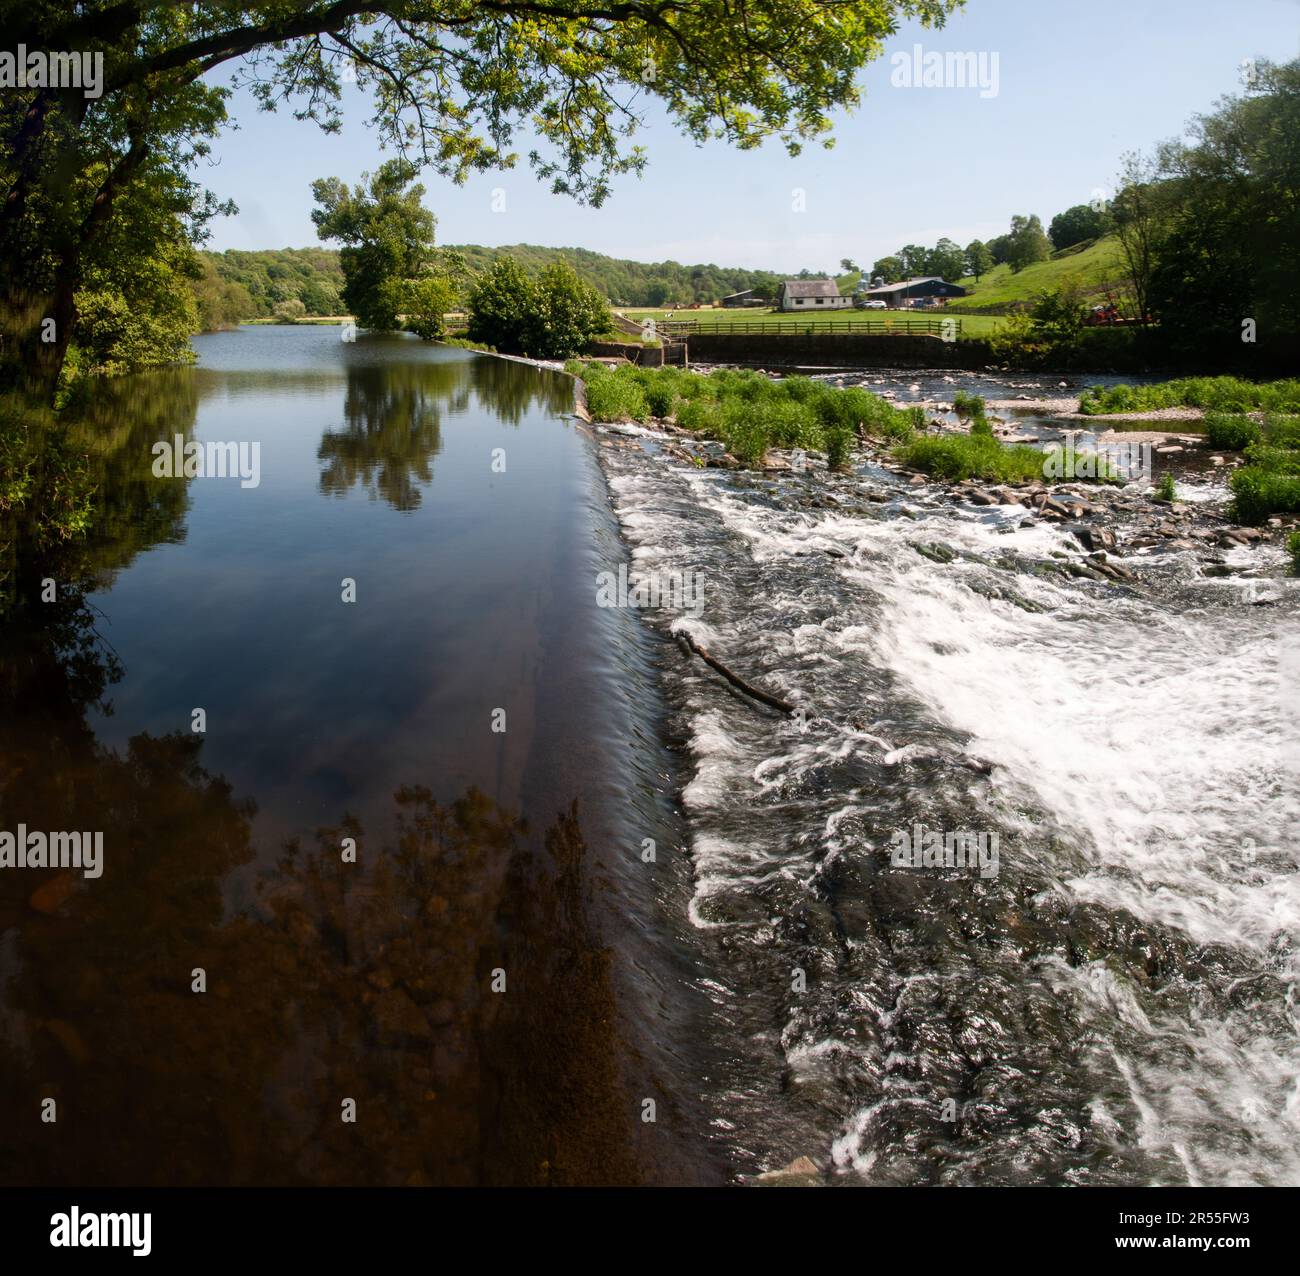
[954,236,1129,312]
[895,434,1046,484]
[569,362,920,467]
[1204,413,1263,451]
[1080,377,1300,416]
[1228,415,1300,524]
[614,306,1008,337]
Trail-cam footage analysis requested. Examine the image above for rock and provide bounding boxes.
[1074,526,1117,552]
[1156,445,1184,455]
[908,473,927,486]
[754,1156,823,1187]
[1065,561,1107,580]
[1219,528,1263,547]
[969,490,998,506]
[916,542,957,564]
[1088,552,1134,581]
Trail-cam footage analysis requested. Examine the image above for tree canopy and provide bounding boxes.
[0,0,962,394]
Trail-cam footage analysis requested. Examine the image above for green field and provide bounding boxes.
[953,237,1129,312]
[615,307,1009,337]
[835,236,1130,315]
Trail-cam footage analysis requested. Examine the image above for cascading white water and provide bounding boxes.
[598,384,1300,1186]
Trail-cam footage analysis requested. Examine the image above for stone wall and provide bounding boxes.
[683,332,993,369]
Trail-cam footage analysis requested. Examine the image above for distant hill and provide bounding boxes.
[831,237,1130,313]
[953,236,1129,312]
[200,244,783,317]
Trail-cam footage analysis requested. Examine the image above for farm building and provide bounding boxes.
[721,289,770,308]
[776,279,853,311]
[857,276,968,308]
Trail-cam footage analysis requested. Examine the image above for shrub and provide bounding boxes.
[721,413,770,466]
[644,380,677,418]
[1080,377,1300,416]
[1230,467,1300,525]
[1156,472,1176,502]
[1264,415,1300,449]
[467,258,607,358]
[896,434,1044,484]
[779,376,822,403]
[584,371,648,422]
[1204,413,1262,451]
[825,424,855,471]
[675,398,721,434]
[1289,531,1300,575]
[969,417,994,437]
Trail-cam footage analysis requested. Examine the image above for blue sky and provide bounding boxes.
[202,0,1300,273]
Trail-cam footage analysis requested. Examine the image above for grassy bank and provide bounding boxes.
[1080,376,1300,416]
[1226,415,1300,524]
[615,307,1008,337]
[570,363,1056,481]
[894,433,1045,484]
[568,362,923,467]
[952,237,1128,313]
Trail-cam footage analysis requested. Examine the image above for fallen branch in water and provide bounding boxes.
[675,630,795,716]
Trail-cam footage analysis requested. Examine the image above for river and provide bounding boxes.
[0,328,1295,1186]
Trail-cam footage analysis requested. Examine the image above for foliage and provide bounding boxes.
[584,371,650,422]
[1288,531,1300,574]
[896,434,1045,483]
[272,298,307,323]
[1141,59,1300,355]
[311,160,439,331]
[1229,467,1300,525]
[1049,204,1112,250]
[2,0,963,391]
[1030,274,1090,345]
[1079,377,1300,415]
[198,248,344,318]
[72,236,201,378]
[964,241,994,282]
[1156,471,1177,502]
[1204,413,1263,451]
[1110,152,1168,325]
[870,237,967,283]
[1006,214,1053,273]
[404,276,459,341]
[577,365,917,465]
[523,264,611,359]
[190,256,256,331]
[465,260,608,358]
[465,259,534,352]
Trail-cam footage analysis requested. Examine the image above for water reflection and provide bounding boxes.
[0,333,644,1186]
[0,713,633,1186]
